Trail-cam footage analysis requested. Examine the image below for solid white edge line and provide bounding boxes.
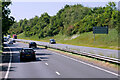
[4,45,12,79]
[54,52,120,77]
[56,71,60,76]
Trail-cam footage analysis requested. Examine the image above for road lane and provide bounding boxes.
[40,50,118,78]
[7,42,118,78]
[8,42,59,78]
[17,39,119,58]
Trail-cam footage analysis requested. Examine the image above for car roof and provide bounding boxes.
[22,48,33,50]
[30,42,36,43]
[50,39,55,40]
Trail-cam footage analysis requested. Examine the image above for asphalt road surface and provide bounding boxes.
[17,39,119,58]
[4,42,118,79]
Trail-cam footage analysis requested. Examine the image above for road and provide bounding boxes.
[4,42,118,79]
[17,39,119,59]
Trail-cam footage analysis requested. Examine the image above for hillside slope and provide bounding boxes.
[18,29,118,50]
[8,2,119,38]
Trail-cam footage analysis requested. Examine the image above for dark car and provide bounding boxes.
[4,37,8,42]
[29,42,37,48]
[49,39,56,44]
[12,39,16,43]
[20,48,36,61]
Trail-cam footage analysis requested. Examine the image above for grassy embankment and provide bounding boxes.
[0,46,2,56]
[0,50,2,56]
[18,29,119,50]
[0,50,2,53]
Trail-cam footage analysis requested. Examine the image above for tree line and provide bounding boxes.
[2,1,14,35]
[1,1,15,50]
[8,2,120,38]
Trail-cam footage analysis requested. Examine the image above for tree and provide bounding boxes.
[0,0,2,47]
[8,2,118,38]
[2,1,14,35]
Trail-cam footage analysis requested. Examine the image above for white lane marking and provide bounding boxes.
[56,71,60,76]
[54,52,119,77]
[45,63,48,65]
[4,45,12,79]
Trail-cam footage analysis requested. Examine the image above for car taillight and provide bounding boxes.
[32,52,35,54]
[21,52,24,54]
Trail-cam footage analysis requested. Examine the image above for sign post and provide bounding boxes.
[94,33,95,42]
[93,26,108,42]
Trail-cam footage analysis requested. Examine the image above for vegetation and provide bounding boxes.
[18,29,118,50]
[2,1,14,35]
[0,1,2,51]
[1,1,14,52]
[8,2,119,49]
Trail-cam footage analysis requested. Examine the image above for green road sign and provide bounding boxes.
[93,27,108,34]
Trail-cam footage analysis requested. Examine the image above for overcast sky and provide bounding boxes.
[9,0,119,22]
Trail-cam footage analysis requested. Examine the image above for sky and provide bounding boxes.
[9,0,119,22]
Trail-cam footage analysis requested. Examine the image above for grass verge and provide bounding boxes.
[0,50,2,53]
[18,29,119,50]
[0,50,2,56]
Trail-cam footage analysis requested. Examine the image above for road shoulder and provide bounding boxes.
[0,43,11,79]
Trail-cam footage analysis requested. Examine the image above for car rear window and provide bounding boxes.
[30,42,36,44]
[24,49,34,53]
[50,39,55,41]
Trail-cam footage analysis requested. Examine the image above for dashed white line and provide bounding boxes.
[45,63,48,65]
[54,52,119,77]
[56,71,60,76]
[4,45,12,79]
